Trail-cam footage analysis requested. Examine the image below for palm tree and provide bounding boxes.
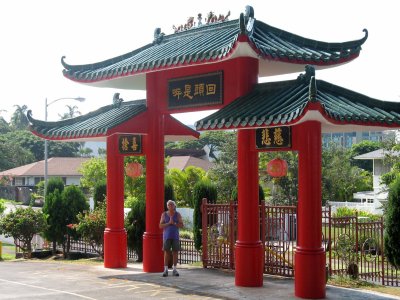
[10,105,29,130]
[58,105,81,120]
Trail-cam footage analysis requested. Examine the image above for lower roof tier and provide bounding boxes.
[195,66,400,133]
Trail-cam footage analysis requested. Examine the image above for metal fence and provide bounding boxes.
[202,200,399,286]
[15,235,200,265]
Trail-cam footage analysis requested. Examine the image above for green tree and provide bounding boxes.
[384,176,400,269]
[0,198,6,215]
[0,116,10,134]
[192,179,217,251]
[10,105,29,130]
[350,140,381,172]
[125,197,146,261]
[58,105,81,120]
[75,202,106,257]
[322,143,371,203]
[0,139,35,171]
[208,131,237,202]
[164,175,175,210]
[46,177,65,196]
[79,158,107,191]
[167,166,206,207]
[42,189,65,253]
[0,206,46,258]
[62,185,89,257]
[93,180,107,209]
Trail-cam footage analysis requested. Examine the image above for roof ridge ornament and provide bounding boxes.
[113,93,124,107]
[240,5,255,35]
[297,65,315,83]
[172,10,231,33]
[153,28,165,45]
[308,76,317,102]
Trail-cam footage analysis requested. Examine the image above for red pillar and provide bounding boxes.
[104,134,127,268]
[294,121,325,299]
[235,129,264,287]
[143,72,165,272]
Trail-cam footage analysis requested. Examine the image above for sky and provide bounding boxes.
[1,0,399,125]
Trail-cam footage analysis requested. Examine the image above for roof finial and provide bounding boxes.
[240,5,255,34]
[113,93,124,107]
[308,76,317,102]
[153,28,165,45]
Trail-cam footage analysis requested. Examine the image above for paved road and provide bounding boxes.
[1,260,400,300]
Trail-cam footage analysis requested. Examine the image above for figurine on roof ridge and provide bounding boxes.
[173,10,230,33]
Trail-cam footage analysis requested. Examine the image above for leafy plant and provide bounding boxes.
[0,198,5,215]
[75,202,106,257]
[46,177,64,196]
[192,179,217,251]
[0,206,46,258]
[93,180,106,209]
[125,197,145,262]
[384,176,400,269]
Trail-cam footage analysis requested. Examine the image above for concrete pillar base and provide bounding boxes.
[235,241,264,287]
[104,228,127,268]
[143,232,163,272]
[295,247,326,299]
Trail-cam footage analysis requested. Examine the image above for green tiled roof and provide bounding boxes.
[195,66,400,131]
[62,15,367,83]
[28,100,146,139]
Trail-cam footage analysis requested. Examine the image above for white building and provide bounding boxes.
[329,149,399,215]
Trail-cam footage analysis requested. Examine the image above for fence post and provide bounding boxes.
[381,216,385,285]
[201,198,208,268]
[355,211,359,268]
[328,205,332,276]
[261,201,266,272]
[229,201,234,269]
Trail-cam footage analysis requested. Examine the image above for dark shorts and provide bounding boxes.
[163,239,180,251]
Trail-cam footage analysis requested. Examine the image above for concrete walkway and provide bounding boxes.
[0,260,399,299]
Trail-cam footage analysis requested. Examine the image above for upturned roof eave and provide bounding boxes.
[62,41,362,89]
[195,102,400,133]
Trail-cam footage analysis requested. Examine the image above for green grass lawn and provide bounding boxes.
[328,275,400,297]
[0,243,15,261]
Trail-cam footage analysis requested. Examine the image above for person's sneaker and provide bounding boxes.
[172,269,179,277]
[162,270,168,277]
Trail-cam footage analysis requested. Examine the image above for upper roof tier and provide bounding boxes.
[61,6,368,90]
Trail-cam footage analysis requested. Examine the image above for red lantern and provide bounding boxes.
[266,158,288,177]
[125,162,143,178]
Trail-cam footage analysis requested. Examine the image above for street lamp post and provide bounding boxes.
[44,97,85,200]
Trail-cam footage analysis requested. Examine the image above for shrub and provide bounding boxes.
[42,189,64,253]
[231,184,265,203]
[164,175,175,211]
[384,176,400,269]
[0,206,46,258]
[93,180,106,209]
[0,198,5,215]
[75,202,106,257]
[192,179,217,251]
[125,197,146,262]
[46,177,64,196]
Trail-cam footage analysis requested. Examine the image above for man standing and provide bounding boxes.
[159,200,183,277]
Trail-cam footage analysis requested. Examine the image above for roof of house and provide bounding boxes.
[27,98,199,142]
[61,7,367,89]
[0,157,90,177]
[165,148,206,158]
[354,149,400,160]
[195,66,400,133]
[167,156,214,172]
